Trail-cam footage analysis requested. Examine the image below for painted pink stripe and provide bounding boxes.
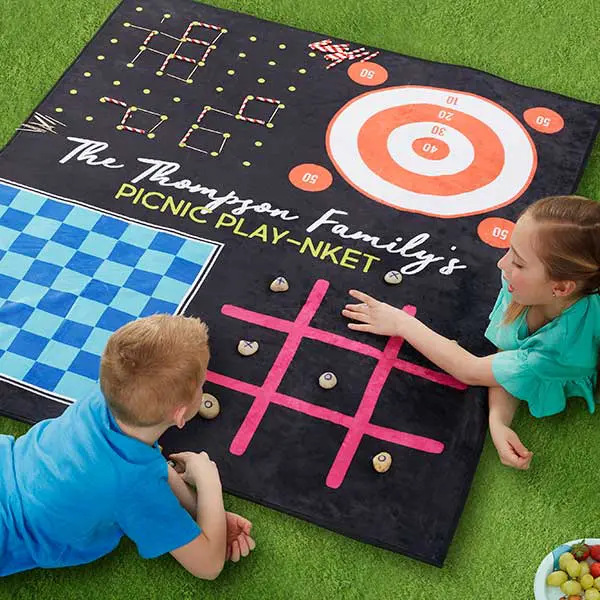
[229,280,330,455]
[206,370,443,451]
[364,423,443,453]
[393,358,467,390]
[326,336,403,488]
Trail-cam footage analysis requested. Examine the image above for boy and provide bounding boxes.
[0,314,255,578]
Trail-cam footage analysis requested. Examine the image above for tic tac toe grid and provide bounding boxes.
[0,181,221,403]
[208,279,466,489]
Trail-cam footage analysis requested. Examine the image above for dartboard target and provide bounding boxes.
[326,86,538,218]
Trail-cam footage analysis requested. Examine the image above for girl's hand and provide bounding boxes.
[342,289,412,337]
[489,422,533,470]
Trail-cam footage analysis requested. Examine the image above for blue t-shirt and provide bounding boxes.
[484,277,599,418]
[0,387,201,576]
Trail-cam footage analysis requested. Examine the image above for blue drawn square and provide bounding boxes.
[120,225,156,249]
[0,184,19,206]
[96,307,135,332]
[36,240,77,267]
[0,226,19,252]
[23,260,61,287]
[0,352,35,379]
[53,319,93,348]
[135,249,174,275]
[23,216,61,241]
[150,231,185,254]
[177,240,214,265]
[94,261,132,286]
[0,323,19,351]
[140,297,178,317]
[0,208,33,232]
[70,350,100,380]
[66,251,102,277]
[22,309,63,338]
[38,339,80,370]
[78,231,118,259]
[8,330,49,360]
[81,279,119,305]
[38,199,73,222]
[165,257,199,284]
[0,273,19,299]
[108,241,144,267]
[111,287,148,316]
[124,269,161,295]
[0,301,34,328]
[11,190,46,215]
[9,233,46,258]
[0,252,34,279]
[152,276,189,304]
[24,362,64,390]
[66,296,106,326]
[51,223,88,249]
[53,370,95,399]
[82,327,111,355]
[51,268,91,295]
[8,281,48,307]
[63,206,101,230]
[38,289,77,317]
[92,215,128,240]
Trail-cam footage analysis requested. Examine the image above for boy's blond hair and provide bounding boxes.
[100,314,210,426]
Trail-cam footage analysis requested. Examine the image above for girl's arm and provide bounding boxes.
[342,290,498,386]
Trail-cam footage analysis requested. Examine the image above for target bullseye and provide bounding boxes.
[326,86,537,218]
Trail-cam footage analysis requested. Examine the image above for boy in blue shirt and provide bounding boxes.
[0,314,255,577]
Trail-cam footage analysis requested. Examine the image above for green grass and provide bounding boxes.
[1,0,600,598]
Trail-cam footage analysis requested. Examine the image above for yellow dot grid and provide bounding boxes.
[254,141,263,147]
[216,87,223,93]
[69,89,77,95]
[143,88,151,94]
[227,69,235,75]
[298,68,307,74]
[239,52,246,58]
[83,71,92,77]
[55,107,63,113]
[136,6,143,11]
[113,81,121,86]
[85,116,93,121]
[257,77,265,84]
[249,36,257,42]
[173,96,181,102]
[278,44,286,49]
[97,55,105,60]
[242,161,251,166]
[268,60,276,66]
[110,38,118,44]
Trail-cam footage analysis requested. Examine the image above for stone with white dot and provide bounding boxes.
[237,340,259,356]
[372,452,392,473]
[270,276,289,292]
[199,393,220,419]
[319,372,337,389]
[384,270,402,285]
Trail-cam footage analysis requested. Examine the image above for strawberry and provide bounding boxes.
[591,561,600,578]
[591,545,600,562]
[571,540,591,561]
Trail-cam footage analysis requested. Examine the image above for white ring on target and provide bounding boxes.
[326,86,537,218]
[386,122,475,176]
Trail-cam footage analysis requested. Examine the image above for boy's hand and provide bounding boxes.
[342,289,412,337]
[489,421,533,470]
[225,512,256,562]
[169,451,222,489]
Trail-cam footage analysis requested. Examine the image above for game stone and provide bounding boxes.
[384,270,403,285]
[199,393,220,419]
[319,372,337,389]
[237,340,259,356]
[372,452,392,473]
[270,276,289,292]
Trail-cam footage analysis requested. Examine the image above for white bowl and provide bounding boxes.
[534,538,600,599]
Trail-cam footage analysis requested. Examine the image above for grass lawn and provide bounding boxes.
[1,0,600,598]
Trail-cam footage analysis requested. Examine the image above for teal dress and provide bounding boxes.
[484,278,599,418]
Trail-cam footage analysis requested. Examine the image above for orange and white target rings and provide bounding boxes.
[326,86,538,218]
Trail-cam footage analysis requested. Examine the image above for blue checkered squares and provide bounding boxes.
[0,181,219,400]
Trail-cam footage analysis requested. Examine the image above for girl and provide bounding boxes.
[342,196,600,470]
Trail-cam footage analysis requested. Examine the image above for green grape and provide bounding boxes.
[559,552,576,570]
[581,574,595,590]
[581,562,591,577]
[586,588,600,600]
[561,579,582,595]
[566,560,582,578]
[546,570,568,586]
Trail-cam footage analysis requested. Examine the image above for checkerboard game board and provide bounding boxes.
[0,181,221,404]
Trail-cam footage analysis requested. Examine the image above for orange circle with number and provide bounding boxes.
[411,137,450,160]
[523,107,564,134]
[347,62,388,86]
[477,217,515,248]
[288,163,333,191]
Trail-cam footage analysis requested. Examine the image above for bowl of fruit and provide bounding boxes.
[534,539,600,599]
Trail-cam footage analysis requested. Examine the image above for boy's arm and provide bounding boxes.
[169,452,227,580]
[167,464,197,519]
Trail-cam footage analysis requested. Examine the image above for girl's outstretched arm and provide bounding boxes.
[342,289,498,386]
